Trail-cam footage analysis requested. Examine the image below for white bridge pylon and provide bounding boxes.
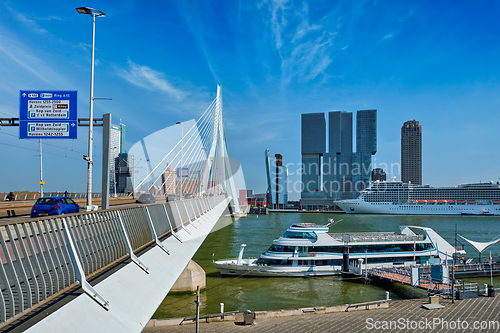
[129,85,240,213]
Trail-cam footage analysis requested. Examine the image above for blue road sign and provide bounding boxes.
[19,90,78,139]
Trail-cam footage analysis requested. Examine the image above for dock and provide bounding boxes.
[142,295,500,332]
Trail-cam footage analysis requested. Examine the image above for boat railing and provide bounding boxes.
[329,233,425,242]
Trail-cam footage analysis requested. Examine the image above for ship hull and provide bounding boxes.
[336,199,500,215]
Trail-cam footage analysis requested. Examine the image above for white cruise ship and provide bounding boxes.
[213,222,457,277]
[335,181,500,215]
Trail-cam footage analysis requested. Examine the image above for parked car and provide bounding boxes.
[31,197,80,218]
[184,193,193,199]
[136,193,156,204]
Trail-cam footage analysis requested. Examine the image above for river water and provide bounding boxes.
[152,213,500,319]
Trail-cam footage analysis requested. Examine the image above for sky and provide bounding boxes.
[1,0,500,200]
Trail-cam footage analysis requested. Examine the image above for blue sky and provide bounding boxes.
[1,0,500,200]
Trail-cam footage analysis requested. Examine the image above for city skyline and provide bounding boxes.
[1,1,500,201]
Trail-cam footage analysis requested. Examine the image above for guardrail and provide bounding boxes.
[0,195,226,327]
[1,192,131,202]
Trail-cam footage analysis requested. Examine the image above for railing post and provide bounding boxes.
[163,204,182,243]
[174,202,190,235]
[61,217,109,310]
[183,201,197,229]
[116,211,149,274]
[143,206,170,254]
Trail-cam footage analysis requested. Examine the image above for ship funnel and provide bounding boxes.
[237,244,247,265]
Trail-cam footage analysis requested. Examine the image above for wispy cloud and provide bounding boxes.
[382,33,394,40]
[262,0,336,85]
[117,59,185,99]
[14,12,48,34]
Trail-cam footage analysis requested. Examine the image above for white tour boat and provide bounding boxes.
[213,221,461,277]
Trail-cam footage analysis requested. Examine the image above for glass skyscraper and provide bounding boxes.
[301,110,377,201]
[301,113,326,199]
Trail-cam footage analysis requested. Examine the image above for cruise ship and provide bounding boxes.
[213,222,457,277]
[335,181,500,215]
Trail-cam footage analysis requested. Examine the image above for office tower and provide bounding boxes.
[324,111,353,199]
[115,153,132,193]
[301,109,377,205]
[371,168,387,182]
[353,110,377,194]
[265,151,289,209]
[301,113,326,199]
[401,120,422,185]
[161,163,177,195]
[110,123,126,192]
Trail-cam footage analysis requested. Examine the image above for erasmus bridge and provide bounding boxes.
[0,86,245,332]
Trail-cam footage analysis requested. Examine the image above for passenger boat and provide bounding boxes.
[213,221,461,277]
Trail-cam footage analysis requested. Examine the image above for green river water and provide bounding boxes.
[152,212,500,319]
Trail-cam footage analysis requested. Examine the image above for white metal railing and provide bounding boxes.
[0,195,225,326]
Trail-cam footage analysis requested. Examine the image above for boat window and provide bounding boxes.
[256,258,293,266]
[308,246,342,253]
[282,231,317,240]
[267,245,295,252]
[350,243,434,253]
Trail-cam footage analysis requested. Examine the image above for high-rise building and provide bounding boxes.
[301,113,326,199]
[110,123,126,192]
[371,168,387,182]
[301,109,377,203]
[353,109,377,195]
[401,120,422,185]
[115,152,132,193]
[265,151,289,209]
[161,163,177,195]
[324,111,353,199]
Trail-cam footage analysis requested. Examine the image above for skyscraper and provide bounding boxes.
[301,113,326,198]
[353,110,377,195]
[302,110,377,204]
[401,120,422,185]
[110,123,126,193]
[265,151,289,209]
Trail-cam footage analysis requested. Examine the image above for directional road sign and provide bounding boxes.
[19,90,78,139]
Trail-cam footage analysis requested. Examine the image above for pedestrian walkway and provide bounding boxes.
[142,295,500,332]
[371,268,451,294]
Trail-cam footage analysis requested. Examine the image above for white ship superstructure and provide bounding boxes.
[213,223,455,277]
[335,181,500,215]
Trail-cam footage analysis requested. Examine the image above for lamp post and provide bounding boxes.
[176,122,186,199]
[76,7,105,211]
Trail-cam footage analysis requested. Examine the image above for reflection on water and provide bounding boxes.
[152,213,500,319]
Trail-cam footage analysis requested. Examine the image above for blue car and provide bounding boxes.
[31,197,80,218]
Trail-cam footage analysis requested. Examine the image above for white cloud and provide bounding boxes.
[117,59,185,99]
[15,12,48,34]
[269,0,289,50]
[383,33,394,40]
[262,0,336,85]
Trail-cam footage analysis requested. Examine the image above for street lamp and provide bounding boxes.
[176,122,186,199]
[76,7,105,211]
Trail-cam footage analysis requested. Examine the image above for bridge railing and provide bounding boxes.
[0,195,226,327]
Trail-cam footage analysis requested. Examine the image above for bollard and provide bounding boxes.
[220,303,224,319]
[386,291,390,300]
[485,284,488,294]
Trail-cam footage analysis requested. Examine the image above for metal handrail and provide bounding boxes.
[0,195,226,327]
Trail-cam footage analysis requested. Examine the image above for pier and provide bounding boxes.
[142,296,500,332]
